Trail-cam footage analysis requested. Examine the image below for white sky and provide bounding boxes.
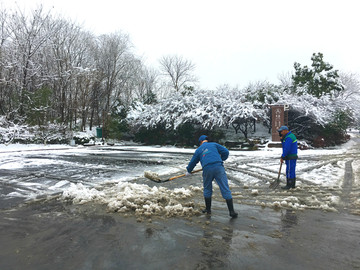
[3,0,360,89]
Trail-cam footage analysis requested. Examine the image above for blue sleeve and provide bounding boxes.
[282,137,292,158]
[216,144,229,161]
[187,149,200,172]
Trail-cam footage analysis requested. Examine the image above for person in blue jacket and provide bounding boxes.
[278,126,298,189]
[186,135,238,218]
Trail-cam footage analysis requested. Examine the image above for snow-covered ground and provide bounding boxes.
[1,131,359,218]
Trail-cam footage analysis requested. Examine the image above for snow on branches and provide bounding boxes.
[276,91,350,126]
[127,82,355,136]
[127,90,267,131]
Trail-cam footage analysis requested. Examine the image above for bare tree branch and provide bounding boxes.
[159,55,196,93]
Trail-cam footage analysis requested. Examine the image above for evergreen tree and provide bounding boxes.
[292,52,344,98]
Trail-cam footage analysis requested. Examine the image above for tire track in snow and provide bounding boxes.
[340,160,355,213]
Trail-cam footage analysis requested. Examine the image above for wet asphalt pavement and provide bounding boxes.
[0,141,360,270]
[1,196,359,270]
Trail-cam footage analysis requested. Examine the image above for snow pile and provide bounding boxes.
[62,182,203,218]
[248,189,341,212]
[278,192,338,212]
[62,183,106,204]
[143,171,160,181]
[261,195,306,211]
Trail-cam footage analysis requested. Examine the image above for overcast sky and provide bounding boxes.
[3,0,360,90]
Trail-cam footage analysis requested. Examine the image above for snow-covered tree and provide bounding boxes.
[275,90,351,144]
[292,52,344,98]
[339,72,360,127]
[0,5,153,135]
[127,89,267,138]
[132,66,158,105]
[6,6,60,116]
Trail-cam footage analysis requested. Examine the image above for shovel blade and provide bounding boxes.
[269,179,280,189]
[269,162,282,189]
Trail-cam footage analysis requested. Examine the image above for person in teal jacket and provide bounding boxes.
[186,135,238,218]
[278,126,298,189]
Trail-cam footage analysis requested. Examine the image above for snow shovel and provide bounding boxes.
[269,161,282,189]
[144,168,203,183]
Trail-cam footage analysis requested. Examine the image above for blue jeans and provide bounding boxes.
[285,159,296,179]
[202,165,232,200]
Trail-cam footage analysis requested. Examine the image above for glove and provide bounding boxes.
[185,171,191,177]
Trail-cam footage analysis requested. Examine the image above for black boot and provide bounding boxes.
[226,199,238,218]
[202,197,211,214]
[289,178,296,189]
[281,178,291,190]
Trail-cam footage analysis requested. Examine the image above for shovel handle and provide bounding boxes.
[168,168,203,181]
[269,161,283,188]
[277,161,283,180]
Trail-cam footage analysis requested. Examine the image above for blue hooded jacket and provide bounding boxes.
[187,142,229,172]
[281,131,298,160]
